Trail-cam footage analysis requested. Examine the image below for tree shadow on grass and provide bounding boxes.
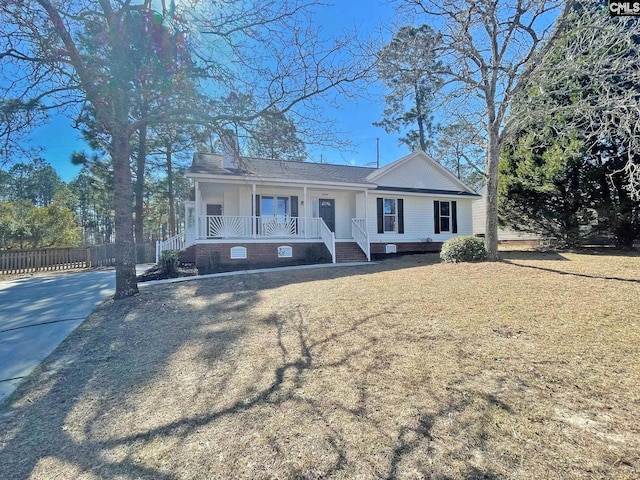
[0,281,260,479]
[502,259,640,284]
[1,256,515,479]
[499,250,568,262]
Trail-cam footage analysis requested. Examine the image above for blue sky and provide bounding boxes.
[24,0,408,182]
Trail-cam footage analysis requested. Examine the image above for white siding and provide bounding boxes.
[239,186,252,216]
[367,195,474,243]
[472,197,485,235]
[223,189,239,215]
[355,192,366,219]
[334,191,356,239]
[473,188,541,240]
[372,155,465,191]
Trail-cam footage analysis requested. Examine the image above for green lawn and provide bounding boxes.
[1,250,639,479]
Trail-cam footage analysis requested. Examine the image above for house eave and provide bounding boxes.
[186,171,375,189]
[374,186,481,198]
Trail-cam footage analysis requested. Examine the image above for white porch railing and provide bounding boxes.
[319,219,336,263]
[202,215,253,238]
[197,216,323,239]
[156,233,185,263]
[351,218,370,261]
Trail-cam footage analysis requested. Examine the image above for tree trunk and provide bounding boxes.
[112,128,139,299]
[167,142,176,236]
[485,127,500,261]
[134,122,147,244]
[415,83,427,152]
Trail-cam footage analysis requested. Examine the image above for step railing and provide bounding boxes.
[156,233,185,263]
[351,218,370,261]
[318,218,336,263]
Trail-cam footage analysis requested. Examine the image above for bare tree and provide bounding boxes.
[0,0,369,298]
[435,121,485,190]
[400,0,572,260]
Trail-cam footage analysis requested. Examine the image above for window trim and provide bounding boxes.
[439,201,451,233]
[260,195,291,219]
[383,198,398,233]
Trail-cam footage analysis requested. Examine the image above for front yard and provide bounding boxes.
[1,250,639,479]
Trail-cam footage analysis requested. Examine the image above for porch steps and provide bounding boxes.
[335,242,367,263]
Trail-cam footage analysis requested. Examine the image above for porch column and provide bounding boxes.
[195,180,200,239]
[364,189,369,227]
[364,188,370,261]
[303,186,308,238]
[252,183,257,238]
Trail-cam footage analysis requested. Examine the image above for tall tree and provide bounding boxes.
[401,0,572,260]
[0,197,80,249]
[248,111,307,161]
[0,99,48,168]
[435,122,485,190]
[516,1,640,212]
[147,121,200,237]
[68,158,115,245]
[0,158,63,206]
[499,2,640,249]
[1,0,369,298]
[499,128,595,246]
[374,25,441,152]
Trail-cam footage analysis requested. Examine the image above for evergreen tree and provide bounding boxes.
[501,1,640,248]
[374,25,441,152]
[248,112,307,161]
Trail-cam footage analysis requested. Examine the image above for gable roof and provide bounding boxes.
[187,154,376,186]
[366,151,477,194]
[187,152,480,196]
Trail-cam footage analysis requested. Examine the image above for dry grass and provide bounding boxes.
[1,250,639,479]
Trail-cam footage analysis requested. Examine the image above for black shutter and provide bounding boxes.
[377,198,384,234]
[397,199,404,234]
[434,200,440,234]
[452,201,458,233]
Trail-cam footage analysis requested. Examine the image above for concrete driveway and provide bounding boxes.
[0,265,153,404]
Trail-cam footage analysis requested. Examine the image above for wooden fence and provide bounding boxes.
[0,243,156,275]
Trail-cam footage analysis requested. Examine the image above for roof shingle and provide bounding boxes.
[187,154,376,185]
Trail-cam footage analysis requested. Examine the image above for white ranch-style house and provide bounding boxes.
[157,149,480,269]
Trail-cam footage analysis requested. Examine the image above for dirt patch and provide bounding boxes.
[1,250,639,479]
[137,262,199,282]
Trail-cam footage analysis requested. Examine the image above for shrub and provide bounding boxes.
[440,236,487,263]
[160,249,180,276]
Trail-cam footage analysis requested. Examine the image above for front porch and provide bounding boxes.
[174,210,370,263]
[164,180,373,265]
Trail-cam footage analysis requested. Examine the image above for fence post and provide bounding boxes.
[86,247,92,268]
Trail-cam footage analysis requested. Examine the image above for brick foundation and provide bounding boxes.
[194,242,330,270]
[370,242,443,256]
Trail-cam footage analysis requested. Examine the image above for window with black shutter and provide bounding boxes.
[434,200,457,233]
[377,197,404,233]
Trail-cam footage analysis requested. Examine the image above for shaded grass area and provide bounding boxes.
[1,251,639,479]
